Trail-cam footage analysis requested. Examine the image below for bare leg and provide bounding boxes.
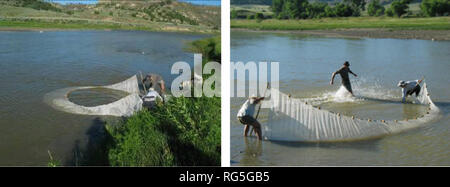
[252,121,262,140]
[243,125,250,137]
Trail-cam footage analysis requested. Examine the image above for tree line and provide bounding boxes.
[236,0,449,20]
[231,0,273,5]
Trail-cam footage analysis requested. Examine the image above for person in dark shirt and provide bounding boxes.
[142,73,166,96]
[330,61,358,96]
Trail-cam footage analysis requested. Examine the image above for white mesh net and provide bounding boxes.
[264,82,440,142]
[44,75,142,117]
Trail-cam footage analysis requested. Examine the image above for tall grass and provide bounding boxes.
[106,97,221,166]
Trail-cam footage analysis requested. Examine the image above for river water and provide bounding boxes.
[231,31,450,166]
[0,30,204,165]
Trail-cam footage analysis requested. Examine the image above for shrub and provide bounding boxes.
[20,0,61,12]
[187,36,221,63]
[306,2,328,19]
[106,110,175,166]
[387,0,412,17]
[368,0,385,16]
[231,10,238,19]
[255,12,265,19]
[421,0,450,17]
[344,0,366,11]
[325,5,337,17]
[386,7,394,16]
[335,3,359,17]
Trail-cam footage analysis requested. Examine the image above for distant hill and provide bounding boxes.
[0,0,220,32]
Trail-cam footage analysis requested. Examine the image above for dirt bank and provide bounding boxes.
[232,28,450,41]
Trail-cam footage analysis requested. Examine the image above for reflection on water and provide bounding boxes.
[231,31,450,166]
[0,30,204,165]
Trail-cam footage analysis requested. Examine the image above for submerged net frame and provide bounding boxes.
[264,82,440,142]
[44,75,143,117]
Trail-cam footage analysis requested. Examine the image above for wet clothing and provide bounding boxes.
[237,98,257,118]
[334,66,354,93]
[143,74,164,95]
[238,115,257,125]
[142,89,162,109]
[342,81,353,94]
[237,98,259,125]
[399,80,421,102]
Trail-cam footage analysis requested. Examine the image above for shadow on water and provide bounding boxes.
[268,138,382,152]
[435,102,450,115]
[358,96,405,104]
[232,135,383,165]
[360,96,450,114]
[65,117,125,166]
[65,115,220,166]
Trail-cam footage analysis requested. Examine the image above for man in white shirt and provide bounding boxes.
[142,87,163,109]
[237,96,265,140]
[397,79,423,103]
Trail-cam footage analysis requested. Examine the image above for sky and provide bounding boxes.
[47,0,221,6]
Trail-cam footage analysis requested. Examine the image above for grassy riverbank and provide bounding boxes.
[231,16,450,31]
[0,18,213,33]
[107,97,221,166]
[105,36,221,166]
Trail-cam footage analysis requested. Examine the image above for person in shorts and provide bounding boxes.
[237,96,265,140]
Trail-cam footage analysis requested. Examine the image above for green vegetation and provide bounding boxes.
[421,0,450,17]
[0,0,220,33]
[232,0,449,19]
[368,0,386,16]
[187,36,221,63]
[106,36,221,166]
[0,18,189,32]
[272,0,362,19]
[386,0,412,17]
[6,0,62,12]
[231,4,273,19]
[47,150,60,167]
[231,16,450,30]
[231,0,449,30]
[231,0,272,5]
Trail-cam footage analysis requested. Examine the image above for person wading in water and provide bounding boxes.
[397,79,424,103]
[330,61,358,96]
[237,96,265,140]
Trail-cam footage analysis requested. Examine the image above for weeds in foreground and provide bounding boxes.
[106,96,221,166]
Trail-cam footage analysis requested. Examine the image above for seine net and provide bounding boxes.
[44,75,142,117]
[264,82,440,142]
